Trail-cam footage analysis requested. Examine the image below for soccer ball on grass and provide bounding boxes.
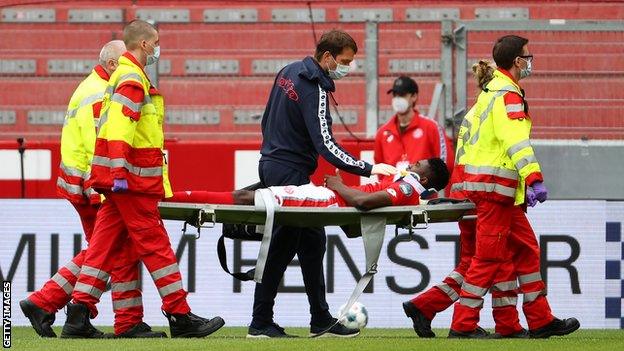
[338,301,368,329]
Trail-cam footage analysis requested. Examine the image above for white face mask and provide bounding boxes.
[519,57,532,79]
[392,96,410,114]
[328,55,350,80]
[146,43,160,66]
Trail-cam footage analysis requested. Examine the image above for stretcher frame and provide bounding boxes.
[158,197,474,329]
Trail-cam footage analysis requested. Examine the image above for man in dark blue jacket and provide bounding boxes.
[249,29,396,338]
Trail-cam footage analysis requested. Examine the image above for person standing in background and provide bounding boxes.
[374,76,454,190]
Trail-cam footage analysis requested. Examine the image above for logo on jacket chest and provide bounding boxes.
[385,128,423,143]
[412,128,423,139]
[384,130,394,143]
[278,76,299,102]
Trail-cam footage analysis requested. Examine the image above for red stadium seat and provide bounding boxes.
[1,1,623,141]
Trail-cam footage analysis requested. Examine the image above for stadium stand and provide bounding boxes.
[0,1,623,140]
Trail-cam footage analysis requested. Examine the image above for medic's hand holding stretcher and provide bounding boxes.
[158,158,474,331]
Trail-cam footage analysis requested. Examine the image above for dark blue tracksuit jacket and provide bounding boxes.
[259,56,373,177]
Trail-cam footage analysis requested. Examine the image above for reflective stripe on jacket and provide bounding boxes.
[452,69,543,205]
[57,66,109,204]
[86,54,172,198]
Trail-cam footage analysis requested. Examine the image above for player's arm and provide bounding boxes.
[324,173,391,210]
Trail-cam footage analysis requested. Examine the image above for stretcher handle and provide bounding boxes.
[181,208,216,239]
[410,210,429,230]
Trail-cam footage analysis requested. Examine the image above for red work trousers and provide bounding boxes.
[411,219,476,320]
[28,203,100,313]
[28,201,145,334]
[71,192,190,331]
[451,199,554,334]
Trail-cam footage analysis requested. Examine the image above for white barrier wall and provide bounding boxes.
[1,200,622,329]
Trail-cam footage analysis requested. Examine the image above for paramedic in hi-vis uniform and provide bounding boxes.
[447,35,579,338]
[60,20,224,339]
[21,40,165,339]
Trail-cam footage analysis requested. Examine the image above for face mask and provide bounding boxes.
[519,58,532,79]
[145,43,160,66]
[328,55,350,80]
[392,96,410,114]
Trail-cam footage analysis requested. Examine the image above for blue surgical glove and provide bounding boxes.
[112,178,128,193]
[531,181,548,203]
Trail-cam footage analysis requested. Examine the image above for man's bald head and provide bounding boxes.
[99,40,125,75]
[123,19,158,50]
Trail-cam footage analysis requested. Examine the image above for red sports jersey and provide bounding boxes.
[271,178,421,208]
[169,176,424,208]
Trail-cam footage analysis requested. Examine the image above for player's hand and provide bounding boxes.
[324,171,343,190]
[371,163,398,176]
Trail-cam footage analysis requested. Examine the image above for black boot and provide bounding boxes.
[448,326,491,339]
[104,322,167,338]
[19,299,56,337]
[166,312,224,338]
[491,328,530,339]
[60,303,104,338]
[402,301,435,338]
[530,317,580,338]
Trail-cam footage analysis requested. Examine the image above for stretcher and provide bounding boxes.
[158,191,474,326]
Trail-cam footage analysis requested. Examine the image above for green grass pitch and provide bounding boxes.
[9,326,624,351]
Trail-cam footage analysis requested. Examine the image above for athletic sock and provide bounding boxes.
[168,191,234,204]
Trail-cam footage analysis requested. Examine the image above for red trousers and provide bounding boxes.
[71,192,190,332]
[28,203,99,314]
[28,202,145,334]
[411,220,475,320]
[449,199,554,333]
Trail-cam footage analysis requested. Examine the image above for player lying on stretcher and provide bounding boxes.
[167,158,450,210]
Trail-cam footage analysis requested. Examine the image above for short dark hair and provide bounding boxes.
[425,158,450,191]
[314,29,358,61]
[123,19,157,50]
[492,35,529,70]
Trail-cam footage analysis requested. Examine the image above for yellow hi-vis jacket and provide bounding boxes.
[451,69,543,205]
[57,65,110,205]
[86,53,172,198]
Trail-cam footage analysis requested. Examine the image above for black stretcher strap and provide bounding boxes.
[217,234,256,281]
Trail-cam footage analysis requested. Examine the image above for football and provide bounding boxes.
[338,302,369,329]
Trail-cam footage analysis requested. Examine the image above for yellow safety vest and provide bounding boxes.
[57,66,109,204]
[87,54,172,198]
[452,70,542,205]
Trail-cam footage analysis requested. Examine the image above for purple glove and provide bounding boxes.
[112,178,128,193]
[531,181,548,203]
[526,186,538,207]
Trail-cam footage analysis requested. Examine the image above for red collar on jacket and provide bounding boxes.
[94,65,110,81]
[122,52,151,79]
[122,52,160,95]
